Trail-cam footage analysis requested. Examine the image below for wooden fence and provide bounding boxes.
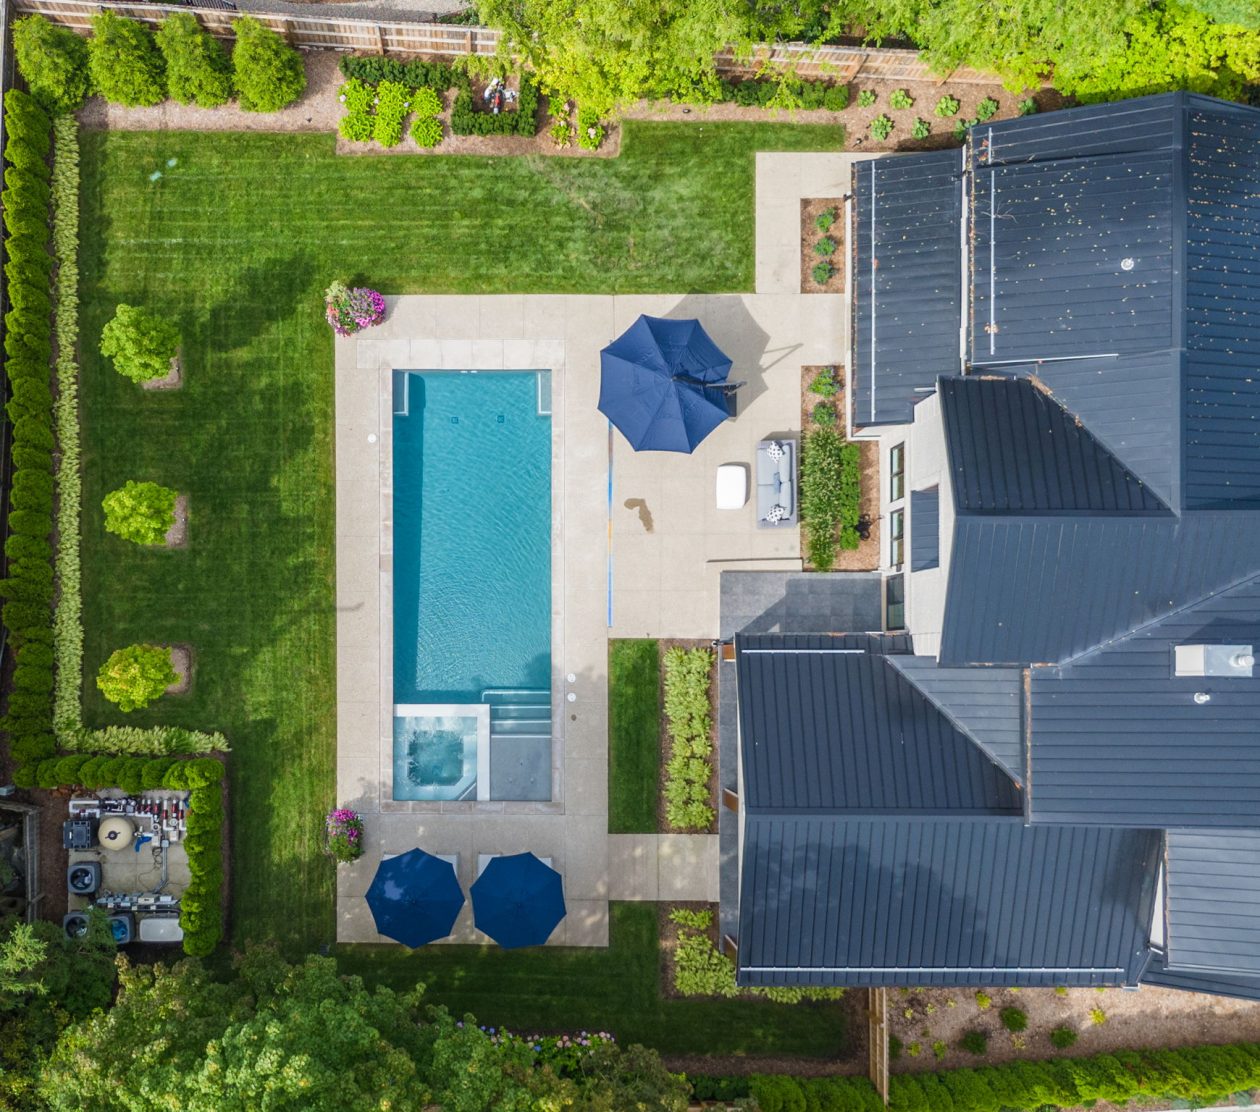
[11,0,998,84]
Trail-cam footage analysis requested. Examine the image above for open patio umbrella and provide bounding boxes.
[598,315,736,452]
[470,852,565,949]
[366,848,465,948]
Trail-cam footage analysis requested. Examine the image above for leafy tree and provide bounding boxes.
[477,0,743,114]
[230,16,306,112]
[1054,0,1260,101]
[0,915,116,1108]
[155,13,232,108]
[100,303,180,383]
[12,15,91,113]
[96,643,178,711]
[88,12,165,107]
[102,480,177,545]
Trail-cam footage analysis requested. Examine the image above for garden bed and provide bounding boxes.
[802,198,844,292]
[656,639,719,835]
[801,367,879,571]
[889,984,1260,1075]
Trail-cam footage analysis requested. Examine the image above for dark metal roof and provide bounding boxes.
[735,634,1019,813]
[970,149,1176,365]
[1028,572,1260,827]
[1166,830,1260,974]
[1142,954,1260,1001]
[851,150,963,427]
[737,816,1160,987]
[886,656,1023,784]
[993,353,1182,509]
[940,376,1168,513]
[909,487,940,571]
[1183,101,1260,509]
[940,511,1260,667]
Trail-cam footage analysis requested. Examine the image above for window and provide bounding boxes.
[909,486,940,572]
[889,443,905,502]
[885,574,906,631]
[889,508,905,569]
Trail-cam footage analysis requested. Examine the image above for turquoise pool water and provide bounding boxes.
[392,370,552,799]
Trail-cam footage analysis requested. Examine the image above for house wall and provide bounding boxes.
[868,394,953,655]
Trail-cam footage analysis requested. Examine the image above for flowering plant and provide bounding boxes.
[324,281,386,336]
[468,1024,616,1076]
[325,807,365,862]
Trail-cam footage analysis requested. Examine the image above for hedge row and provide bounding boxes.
[31,756,225,955]
[740,1041,1260,1112]
[0,90,57,770]
[717,75,850,111]
[800,429,861,571]
[338,52,453,91]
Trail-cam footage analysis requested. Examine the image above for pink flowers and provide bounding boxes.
[324,280,387,337]
[325,807,366,863]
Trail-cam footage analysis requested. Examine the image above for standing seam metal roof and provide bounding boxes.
[1165,830,1260,975]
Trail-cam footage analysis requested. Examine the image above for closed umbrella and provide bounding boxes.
[598,315,736,452]
[366,848,464,947]
[470,852,565,948]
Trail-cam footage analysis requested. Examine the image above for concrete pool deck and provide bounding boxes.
[334,152,865,946]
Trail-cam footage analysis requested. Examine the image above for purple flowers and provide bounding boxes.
[324,280,387,337]
[325,807,366,863]
[475,1026,616,1075]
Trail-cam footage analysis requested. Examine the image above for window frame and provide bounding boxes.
[889,442,906,503]
[889,507,905,570]
[885,573,906,632]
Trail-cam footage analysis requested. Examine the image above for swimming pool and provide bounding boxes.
[392,370,552,801]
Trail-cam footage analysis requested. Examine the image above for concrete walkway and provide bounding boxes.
[607,835,721,901]
[333,152,859,947]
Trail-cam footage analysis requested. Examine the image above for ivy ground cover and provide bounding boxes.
[77,121,842,1042]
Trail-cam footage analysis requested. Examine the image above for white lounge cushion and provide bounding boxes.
[716,463,749,509]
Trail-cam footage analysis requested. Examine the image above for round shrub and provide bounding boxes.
[811,261,834,285]
[1050,1025,1078,1049]
[156,13,232,108]
[96,644,178,712]
[13,16,90,113]
[88,12,166,107]
[412,85,442,117]
[812,401,836,426]
[1000,1006,1028,1032]
[410,114,443,149]
[100,303,180,383]
[813,236,836,257]
[231,16,305,113]
[102,480,177,545]
[960,1030,988,1055]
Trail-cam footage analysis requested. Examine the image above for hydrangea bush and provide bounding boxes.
[324,281,386,336]
[326,807,365,862]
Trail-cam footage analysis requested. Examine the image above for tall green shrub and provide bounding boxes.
[102,480,177,545]
[96,644,178,712]
[231,16,305,112]
[156,13,232,108]
[801,429,862,571]
[100,303,179,383]
[87,12,165,107]
[12,16,90,113]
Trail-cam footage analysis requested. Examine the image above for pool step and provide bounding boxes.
[484,689,552,743]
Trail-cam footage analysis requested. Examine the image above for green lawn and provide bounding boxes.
[77,120,842,972]
[338,903,848,1059]
[608,639,661,833]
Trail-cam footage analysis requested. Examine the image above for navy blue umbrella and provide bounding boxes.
[366,849,465,948]
[598,315,736,452]
[470,852,565,949]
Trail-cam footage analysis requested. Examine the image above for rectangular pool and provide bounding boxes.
[392,370,552,801]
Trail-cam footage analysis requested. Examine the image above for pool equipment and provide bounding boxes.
[67,862,101,896]
[98,816,135,851]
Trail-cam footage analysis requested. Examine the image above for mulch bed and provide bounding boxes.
[655,638,719,835]
[801,198,844,293]
[800,366,880,572]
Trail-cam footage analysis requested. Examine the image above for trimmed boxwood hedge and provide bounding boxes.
[0,90,56,770]
[740,1041,1260,1111]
